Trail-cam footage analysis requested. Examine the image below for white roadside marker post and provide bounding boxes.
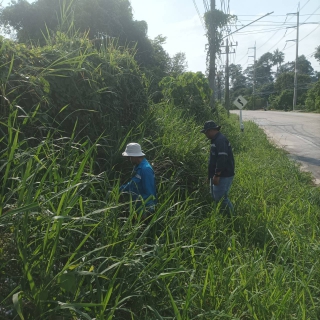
[240,109,244,132]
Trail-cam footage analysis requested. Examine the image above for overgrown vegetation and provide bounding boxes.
[1,1,320,319]
[1,95,320,319]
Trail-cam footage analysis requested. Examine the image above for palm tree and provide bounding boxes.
[272,49,285,73]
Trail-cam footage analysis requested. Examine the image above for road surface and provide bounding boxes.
[231,110,320,185]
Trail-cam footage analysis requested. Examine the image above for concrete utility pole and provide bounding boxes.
[287,4,300,111]
[217,70,223,102]
[293,9,300,111]
[248,43,256,109]
[209,0,216,110]
[221,39,237,116]
[225,38,230,115]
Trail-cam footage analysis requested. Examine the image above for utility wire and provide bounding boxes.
[284,24,320,51]
[301,0,311,11]
[257,0,311,51]
[236,49,250,64]
[235,28,297,35]
[305,50,317,58]
[257,17,291,50]
[285,4,320,39]
[192,0,206,30]
[203,0,209,12]
[237,14,320,16]
[262,4,320,55]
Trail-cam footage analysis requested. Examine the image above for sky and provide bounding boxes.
[129,0,320,73]
[1,0,319,73]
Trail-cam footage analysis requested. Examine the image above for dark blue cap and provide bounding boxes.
[201,120,221,133]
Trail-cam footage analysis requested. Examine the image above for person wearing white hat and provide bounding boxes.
[119,143,157,217]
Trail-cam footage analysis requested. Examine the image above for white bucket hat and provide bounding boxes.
[122,143,145,157]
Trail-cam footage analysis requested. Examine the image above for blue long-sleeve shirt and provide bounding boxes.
[119,158,157,209]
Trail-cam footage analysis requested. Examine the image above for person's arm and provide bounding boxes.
[140,168,156,201]
[120,175,140,193]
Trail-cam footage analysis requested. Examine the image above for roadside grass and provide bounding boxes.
[1,103,320,319]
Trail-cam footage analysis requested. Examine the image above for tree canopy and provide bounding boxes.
[0,0,154,66]
[314,45,320,63]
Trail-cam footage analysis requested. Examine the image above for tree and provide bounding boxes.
[269,72,312,109]
[305,80,320,111]
[229,64,246,90]
[275,72,311,92]
[149,35,171,77]
[296,55,314,75]
[228,63,249,104]
[269,89,293,111]
[0,0,154,67]
[243,52,274,109]
[244,52,273,87]
[278,55,314,76]
[256,52,274,85]
[256,82,275,108]
[160,72,211,121]
[1,0,134,41]
[169,52,188,77]
[272,49,285,73]
[314,45,320,63]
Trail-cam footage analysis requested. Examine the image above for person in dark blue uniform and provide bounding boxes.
[201,121,235,215]
[120,143,157,219]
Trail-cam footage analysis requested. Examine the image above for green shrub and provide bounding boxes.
[159,71,211,121]
[305,80,320,112]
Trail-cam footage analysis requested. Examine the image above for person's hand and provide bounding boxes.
[212,176,220,186]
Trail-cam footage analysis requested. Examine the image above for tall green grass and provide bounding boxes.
[1,100,320,319]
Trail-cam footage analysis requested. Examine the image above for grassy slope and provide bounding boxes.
[1,102,320,319]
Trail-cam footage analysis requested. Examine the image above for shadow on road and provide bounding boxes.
[292,155,320,167]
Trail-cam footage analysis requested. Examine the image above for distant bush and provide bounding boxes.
[305,80,320,112]
[159,71,211,121]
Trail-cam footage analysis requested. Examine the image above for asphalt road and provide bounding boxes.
[230,110,320,185]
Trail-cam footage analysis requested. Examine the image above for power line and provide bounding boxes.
[257,18,292,50]
[261,4,320,56]
[232,20,299,23]
[237,14,320,16]
[203,0,209,12]
[256,0,312,51]
[192,0,206,30]
[234,27,301,36]
[284,24,320,51]
[222,11,274,39]
[229,23,300,26]
[301,0,311,11]
[305,50,317,58]
[284,4,320,39]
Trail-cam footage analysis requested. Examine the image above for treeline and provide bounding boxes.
[0,0,198,142]
[227,46,320,111]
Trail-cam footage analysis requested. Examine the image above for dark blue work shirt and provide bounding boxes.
[119,158,157,210]
[208,132,235,179]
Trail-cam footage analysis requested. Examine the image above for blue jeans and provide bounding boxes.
[210,176,234,215]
